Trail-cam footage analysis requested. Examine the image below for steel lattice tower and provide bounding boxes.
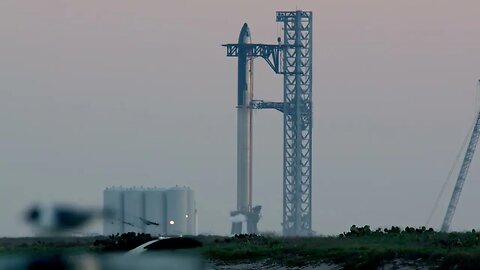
[277,11,313,236]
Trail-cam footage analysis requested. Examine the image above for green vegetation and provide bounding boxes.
[4,227,480,269]
[0,236,99,254]
[201,226,480,269]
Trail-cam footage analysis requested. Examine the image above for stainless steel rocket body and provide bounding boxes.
[236,23,253,213]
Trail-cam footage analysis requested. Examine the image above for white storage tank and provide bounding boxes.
[186,188,196,235]
[103,187,124,235]
[144,188,166,236]
[166,187,188,235]
[123,188,145,233]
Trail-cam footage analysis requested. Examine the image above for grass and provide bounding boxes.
[200,226,480,269]
[0,237,99,254]
[4,227,480,268]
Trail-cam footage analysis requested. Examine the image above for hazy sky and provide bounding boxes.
[1,0,480,236]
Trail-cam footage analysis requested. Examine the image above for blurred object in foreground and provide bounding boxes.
[127,237,203,254]
[0,253,205,270]
[25,203,110,234]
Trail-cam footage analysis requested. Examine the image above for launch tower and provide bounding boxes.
[277,10,313,236]
[224,10,313,236]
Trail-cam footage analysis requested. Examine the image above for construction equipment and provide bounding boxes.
[441,81,480,232]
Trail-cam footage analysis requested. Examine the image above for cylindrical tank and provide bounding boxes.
[144,188,166,236]
[103,187,124,235]
[186,188,196,235]
[123,188,145,233]
[165,187,188,235]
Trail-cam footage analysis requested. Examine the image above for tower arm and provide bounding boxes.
[224,44,282,73]
[250,100,284,113]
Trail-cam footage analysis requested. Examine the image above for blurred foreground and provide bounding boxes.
[0,253,204,270]
[4,227,480,269]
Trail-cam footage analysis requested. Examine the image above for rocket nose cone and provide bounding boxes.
[241,23,250,34]
[238,23,251,43]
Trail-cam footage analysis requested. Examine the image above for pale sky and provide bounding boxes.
[1,0,480,236]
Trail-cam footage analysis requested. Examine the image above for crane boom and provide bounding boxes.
[441,111,480,232]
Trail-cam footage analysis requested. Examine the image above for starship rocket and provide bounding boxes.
[231,23,255,234]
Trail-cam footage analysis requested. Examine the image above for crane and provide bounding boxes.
[441,81,480,232]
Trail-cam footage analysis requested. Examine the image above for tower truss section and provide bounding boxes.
[277,11,313,236]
